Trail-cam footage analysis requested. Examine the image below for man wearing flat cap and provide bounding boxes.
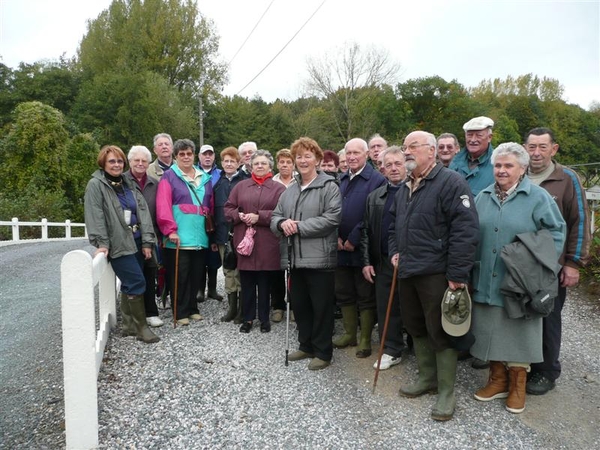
[449,116,495,196]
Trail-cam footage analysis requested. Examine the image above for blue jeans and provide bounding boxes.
[110,253,146,295]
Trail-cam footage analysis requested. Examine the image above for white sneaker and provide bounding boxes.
[373,354,401,370]
[146,316,164,327]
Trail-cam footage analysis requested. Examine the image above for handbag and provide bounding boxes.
[223,233,237,270]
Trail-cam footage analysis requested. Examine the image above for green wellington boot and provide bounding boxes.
[128,294,160,344]
[356,309,376,358]
[120,293,136,337]
[332,305,358,348]
[221,292,238,322]
[233,292,244,324]
[399,336,438,397]
[431,348,458,421]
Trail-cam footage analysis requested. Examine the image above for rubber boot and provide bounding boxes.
[399,336,438,397]
[233,292,243,324]
[332,305,358,348]
[120,293,136,337]
[506,366,527,414]
[474,361,509,401]
[221,292,238,322]
[431,348,458,421]
[356,309,376,358]
[207,268,223,301]
[128,294,160,344]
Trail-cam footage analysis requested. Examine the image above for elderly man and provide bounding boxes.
[368,133,388,170]
[238,141,257,179]
[197,144,223,302]
[361,146,407,370]
[334,138,386,358]
[147,133,174,180]
[437,133,460,167]
[450,116,495,196]
[390,131,479,421]
[524,127,591,395]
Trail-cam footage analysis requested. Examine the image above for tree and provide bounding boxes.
[78,0,227,96]
[305,42,402,141]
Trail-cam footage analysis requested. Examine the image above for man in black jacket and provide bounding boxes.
[389,131,479,421]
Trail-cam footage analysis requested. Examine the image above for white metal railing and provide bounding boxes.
[61,250,117,450]
[0,217,87,243]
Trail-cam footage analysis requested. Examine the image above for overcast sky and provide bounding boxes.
[1,0,598,109]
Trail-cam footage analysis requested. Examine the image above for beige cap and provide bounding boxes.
[463,116,494,131]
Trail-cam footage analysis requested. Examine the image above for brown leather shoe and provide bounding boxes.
[288,350,314,361]
[506,366,528,413]
[474,361,509,401]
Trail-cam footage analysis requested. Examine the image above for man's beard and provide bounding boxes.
[405,159,417,172]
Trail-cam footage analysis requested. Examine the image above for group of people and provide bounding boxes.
[84,116,590,421]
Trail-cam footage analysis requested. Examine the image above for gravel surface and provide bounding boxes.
[1,241,599,449]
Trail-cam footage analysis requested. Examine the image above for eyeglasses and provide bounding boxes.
[438,145,456,150]
[107,159,124,165]
[400,143,430,152]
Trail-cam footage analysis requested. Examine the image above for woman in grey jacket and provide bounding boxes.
[84,145,159,344]
[271,137,342,370]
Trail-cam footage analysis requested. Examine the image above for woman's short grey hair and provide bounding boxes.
[251,149,275,170]
[128,145,152,162]
[491,142,530,168]
[173,138,196,156]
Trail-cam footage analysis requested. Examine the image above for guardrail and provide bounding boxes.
[0,217,87,242]
[61,250,117,450]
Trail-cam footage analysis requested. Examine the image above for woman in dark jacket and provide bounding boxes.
[224,150,286,333]
[84,145,159,343]
[271,137,342,370]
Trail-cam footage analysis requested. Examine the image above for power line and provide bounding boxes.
[228,0,275,65]
[235,0,327,97]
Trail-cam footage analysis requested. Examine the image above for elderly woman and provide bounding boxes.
[156,139,213,326]
[84,145,159,343]
[225,150,286,333]
[471,143,565,414]
[271,137,342,370]
[124,145,163,328]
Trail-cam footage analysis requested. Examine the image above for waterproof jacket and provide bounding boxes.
[449,144,494,196]
[338,163,386,267]
[224,177,285,271]
[388,163,479,281]
[84,170,155,259]
[123,170,159,238]
[156,165,213,250]
[472,177,566,308]
[213,169,244,245]
[500,229,563,319]
[147,158,171,180]
[360,183,394,267]
[535,162,591,268]
[271,172,342,270]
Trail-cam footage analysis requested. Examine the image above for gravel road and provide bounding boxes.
[1,240,599,449]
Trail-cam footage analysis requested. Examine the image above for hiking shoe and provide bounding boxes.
[288,350,315,361]
[526,372,556,395]
[260,321,271,333]
[190,313,203,321]
[272,309,284,323]
[373,354,401,370]
[146,316,164,327]
[308,357,330,371]
[176,318,190,326]
[240,322,252,333]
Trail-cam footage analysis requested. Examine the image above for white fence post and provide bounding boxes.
[11,217,19,241]
[61,250,100,449]
[41,218,48,240]
[65,219,72,239]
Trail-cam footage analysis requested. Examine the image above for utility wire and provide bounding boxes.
[228,0,275,65]
[235,0,327,97]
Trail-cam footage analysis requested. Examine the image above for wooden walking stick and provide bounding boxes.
[173,242,180,328]
[373,262,399,394]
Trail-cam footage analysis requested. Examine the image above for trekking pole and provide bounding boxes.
[285,236,292,366]
[373,262,398,394]
[173,242,180,329]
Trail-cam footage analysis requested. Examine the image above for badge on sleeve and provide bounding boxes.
[460,194,471,208]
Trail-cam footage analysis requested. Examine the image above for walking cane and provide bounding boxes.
[285,236,292,366]
[373,262,399,394]
[173,242,180,329]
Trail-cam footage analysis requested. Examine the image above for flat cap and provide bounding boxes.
[199,144,214,153]
[463,116,494,131]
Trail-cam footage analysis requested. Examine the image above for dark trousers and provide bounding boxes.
[531,284,566,381]
[291,269,335,361]
[398,273,451,352]
[164,248,206,320]
[335,266,375,310]
[270,270,286,310]
[239,270,272,323]
[375,258,405,357]
[143,261,158,317]
[110,253,146,296]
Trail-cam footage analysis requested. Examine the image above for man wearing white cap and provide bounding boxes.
[449,116,495,196]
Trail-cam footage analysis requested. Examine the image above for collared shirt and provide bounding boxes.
[182,166,203,188]
[406,161,436,196]
[349,164,366,181]
[494,180,520,204]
